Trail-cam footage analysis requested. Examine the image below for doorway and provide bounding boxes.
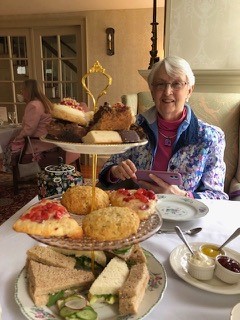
[0,24,86,123]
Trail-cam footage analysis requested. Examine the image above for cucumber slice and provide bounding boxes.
[65,296,87,310]
[112,245,132,254]
[75,306,98,320]
[60,306,77,317]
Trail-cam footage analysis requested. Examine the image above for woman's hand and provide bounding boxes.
[137,173,186,196]
[110,159,137,181]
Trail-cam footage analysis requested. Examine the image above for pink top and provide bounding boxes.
[152,108,187,171]
[12,100,55,154]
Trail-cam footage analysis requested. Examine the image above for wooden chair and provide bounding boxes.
[11,137,81,195]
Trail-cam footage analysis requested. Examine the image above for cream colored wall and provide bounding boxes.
[0,8,164,107]
[164,0,240,94]
[84,8,164,106]
[165,0,240,70]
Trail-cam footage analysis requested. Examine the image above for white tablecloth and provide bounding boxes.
[0,125,21,150]
[0,197,240,320]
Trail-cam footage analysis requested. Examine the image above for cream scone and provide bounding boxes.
[108,188,157,220]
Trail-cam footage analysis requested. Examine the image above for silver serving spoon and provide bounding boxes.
[157,227,202,236]
[175,226,195,255]
[218,227,240,251]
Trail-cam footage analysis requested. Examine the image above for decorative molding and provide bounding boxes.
[0,12,86,28]
[138,69,151,82]
[193,69,240,93]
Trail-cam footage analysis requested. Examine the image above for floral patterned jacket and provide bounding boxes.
[99,105,229,200]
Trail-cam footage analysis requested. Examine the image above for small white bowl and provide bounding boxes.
[187,252,215,281]
[200,243,225,259]
[215,255,240,284]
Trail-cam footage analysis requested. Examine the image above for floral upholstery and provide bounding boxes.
[121,91,240,198]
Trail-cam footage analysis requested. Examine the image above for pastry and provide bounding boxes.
[118,130,140,143]
[61,185,110,215]
[88,102,134,131]
[82,130,122,144]
[51,98,93,126]
[82,206,140,241]
[13,199,83,239]
[108,188,157,220]
[46,119,87,142]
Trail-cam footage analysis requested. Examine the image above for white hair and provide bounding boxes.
[148,56,195,88]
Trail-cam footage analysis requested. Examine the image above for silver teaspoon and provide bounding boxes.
[175,226,195,255]
[157,227,202,236]
[218,227,240,251]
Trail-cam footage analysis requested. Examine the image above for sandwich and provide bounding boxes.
[106,244,147,266]
[119,262,150,315]
[51,247,107,271]
[27,259,95,306]
[88,257,129,305]
[107,245,136,261]
[27,245,76,269]
[126,244,147,266]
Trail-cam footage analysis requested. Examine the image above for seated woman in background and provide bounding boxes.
[3,79,57,171]
[99,56,228,200]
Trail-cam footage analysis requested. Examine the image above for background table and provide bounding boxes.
[0,197,240,320]
[0,124,21,150]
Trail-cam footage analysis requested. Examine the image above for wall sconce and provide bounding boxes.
[106,28,115,56]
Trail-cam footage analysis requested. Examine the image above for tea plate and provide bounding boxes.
[156,194,209,221]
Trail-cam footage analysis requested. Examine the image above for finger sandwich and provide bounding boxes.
[88,257,129,305]
[119,262,149,315]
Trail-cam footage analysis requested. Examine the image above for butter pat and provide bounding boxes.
[82,130,122,144]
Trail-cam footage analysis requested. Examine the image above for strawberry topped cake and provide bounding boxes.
[13,199,83,239]
[51,97,93,126]
[108,188,157,220]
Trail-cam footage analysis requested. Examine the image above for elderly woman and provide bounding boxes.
[99,56,228,200]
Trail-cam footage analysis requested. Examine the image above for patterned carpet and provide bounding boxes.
[0,172,38,225]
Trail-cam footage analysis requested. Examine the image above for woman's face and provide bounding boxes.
[151,64,193,121]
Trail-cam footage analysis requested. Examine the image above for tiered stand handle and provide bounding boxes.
[81,61,112,209]
[81,60,112,114]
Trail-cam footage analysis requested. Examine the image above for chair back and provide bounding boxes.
[189,92,240,193]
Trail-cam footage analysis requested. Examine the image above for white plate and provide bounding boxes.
[230,303,240,320]
[15,249,167,320]
[170,242,240,295]
[40,136,148,155]
[156,194,209,221]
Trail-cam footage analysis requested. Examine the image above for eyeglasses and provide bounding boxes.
[151,81,188,91]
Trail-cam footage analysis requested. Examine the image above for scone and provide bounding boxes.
[82,206,140,241]
[61,186,110,215]
[108,188,157,220]
[13,199,83,239]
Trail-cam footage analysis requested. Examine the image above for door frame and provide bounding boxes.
[0,13,88,102]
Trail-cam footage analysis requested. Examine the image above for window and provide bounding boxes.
[0,16,87,123]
